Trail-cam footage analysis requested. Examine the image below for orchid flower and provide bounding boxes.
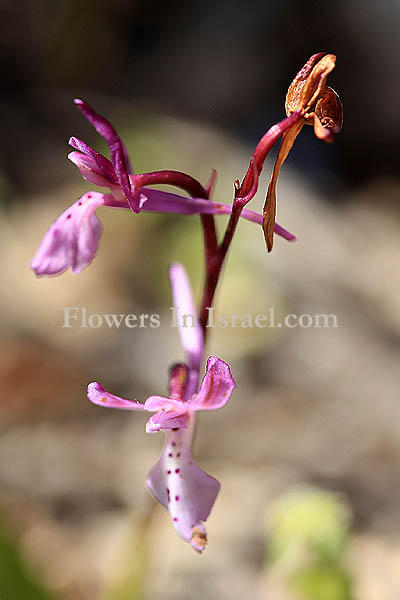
[87,263,235,551]
[31,99,296,276]
[30,189,295,276]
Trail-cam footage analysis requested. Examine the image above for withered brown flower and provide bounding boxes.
[263,53,343,251]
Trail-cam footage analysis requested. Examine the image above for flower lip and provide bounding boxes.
[30,191,106,276]
[87,356,236,426]
[87,354,234,550]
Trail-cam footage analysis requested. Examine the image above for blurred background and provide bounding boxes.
[1,1,400,598]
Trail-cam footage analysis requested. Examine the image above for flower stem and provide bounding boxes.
[198,112,303,337]
[133,170,208,199]
[199,202,242,334]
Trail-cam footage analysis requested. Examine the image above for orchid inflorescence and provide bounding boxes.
[31,54,342,552]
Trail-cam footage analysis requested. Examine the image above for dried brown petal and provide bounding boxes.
[314,86,343,132]
[285,53,325,115]
[191,526,207,551]
[300,54,336,113]
[262,120,304,251]
[286,53,337,118]
[262,53,342,253]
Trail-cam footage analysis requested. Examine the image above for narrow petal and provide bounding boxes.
[30,191,106,276]
[273,222,297,242]
[68,137,117,183]
[189,356,236,411]
[239,206,297,241]
[74,99,119,145]
[68,151,114,188]
[105,186,296,241]
[74,99,138,212]
[145,410,189,433]
[168,263,203,373]
[285,52,326,115]
[300,54,337,111]
[262,120,304,252]
[87,382,145,411]
[146,421,220,552]
[132,187,219,215]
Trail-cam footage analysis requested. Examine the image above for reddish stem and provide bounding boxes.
[239,111,303,200]
[199,111,303,335]
[201,169,219,264]
[199,203,242,332]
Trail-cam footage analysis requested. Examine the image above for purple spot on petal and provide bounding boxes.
[166,488,170,503]
[175,468,180,474]
[66,214,72,219]
[177,452,181,457]
[168,453,173,457]
[78,201,83,206]
[173,517,178,522]
[175,495,179,501]
[167,470,171,475]
[87,194,92,199]
[172,442,176,447]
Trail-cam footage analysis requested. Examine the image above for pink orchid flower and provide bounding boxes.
[87,263,235,552]
[31,100,296,276]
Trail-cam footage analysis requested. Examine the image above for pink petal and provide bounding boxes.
[189,356,236,411]
[273,222,297,241]
[144,395,186,412]
[126,188,296,241]
[146,424,220,552]
[68,137,117,183]
[87,382,146,411]
[145,410,189,433]
[68,152,114,188]
[168,263,203,372]
[74,99,138,212]
[30,191,106,276]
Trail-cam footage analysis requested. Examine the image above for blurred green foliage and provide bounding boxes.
[291,565,351,600]
[0,522,53,600]
[268,486,353,600]
[102,513,152,600]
